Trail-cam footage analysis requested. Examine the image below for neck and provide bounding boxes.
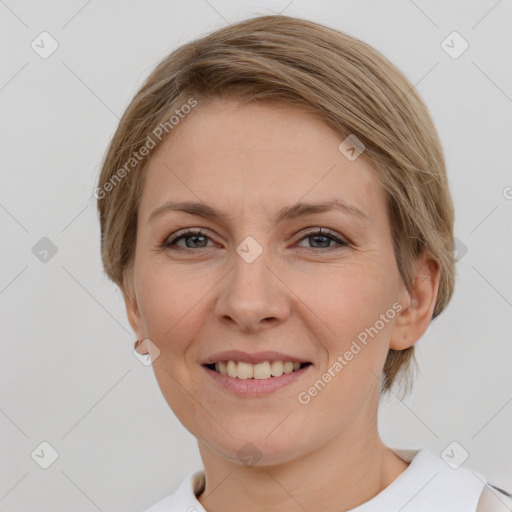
[196,417,409,512]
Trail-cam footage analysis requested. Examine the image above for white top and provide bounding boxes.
[142,447,511,511]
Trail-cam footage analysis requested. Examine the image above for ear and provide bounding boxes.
[122,283,148,355]
[390,250,441,350]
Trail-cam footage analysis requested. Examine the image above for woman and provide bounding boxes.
[96,14,510,512]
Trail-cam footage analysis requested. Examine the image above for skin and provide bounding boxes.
[125,98,440,512]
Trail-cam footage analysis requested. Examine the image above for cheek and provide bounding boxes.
[135,264,206,427]
[310,262,398,367]
[300,277,395,421]
[313,260,395,324]
[135,262,203,350]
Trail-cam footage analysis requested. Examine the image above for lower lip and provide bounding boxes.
[202,364,312,396]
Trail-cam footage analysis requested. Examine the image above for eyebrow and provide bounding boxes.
[147,198,369,225]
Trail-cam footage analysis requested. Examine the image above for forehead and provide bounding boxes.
[140,98,385,224]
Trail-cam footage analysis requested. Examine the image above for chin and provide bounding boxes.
[204,430,307,468]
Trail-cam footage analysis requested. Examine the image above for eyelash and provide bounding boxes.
[162,227,349,252]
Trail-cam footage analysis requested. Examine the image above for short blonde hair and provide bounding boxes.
[96,14,455,395]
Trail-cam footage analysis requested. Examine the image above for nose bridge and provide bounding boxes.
[215,238,288,329]
[233,240,273,297]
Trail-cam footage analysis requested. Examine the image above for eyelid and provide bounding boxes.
[163,226,349,250]
[299,227,347,242]
[165,227,216,245]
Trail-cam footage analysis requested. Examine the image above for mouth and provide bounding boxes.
[203,360,313,379]
[202,359,313,395]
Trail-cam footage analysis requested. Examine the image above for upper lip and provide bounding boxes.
[201,350,311,365]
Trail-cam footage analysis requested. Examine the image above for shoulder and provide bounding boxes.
[476,483,512,512]
[389,447,508,511]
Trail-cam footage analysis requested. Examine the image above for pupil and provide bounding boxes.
[312,235,329,248]
[187,235,207,248]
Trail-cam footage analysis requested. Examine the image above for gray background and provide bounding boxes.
[1,0,511,510]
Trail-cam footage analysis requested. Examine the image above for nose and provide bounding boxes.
[214,246,290,332]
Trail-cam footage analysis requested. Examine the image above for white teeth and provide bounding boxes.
[226,360,237,377]
[270,361,283,377]
[212,360,307,379]
[283,362,294,374]
[253,361,271,379]
[218,361,228,375]
[237,361,253,379]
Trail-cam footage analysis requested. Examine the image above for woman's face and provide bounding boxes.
[126,98,414,465]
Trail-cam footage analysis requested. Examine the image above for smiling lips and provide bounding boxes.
[202,360,313,395]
